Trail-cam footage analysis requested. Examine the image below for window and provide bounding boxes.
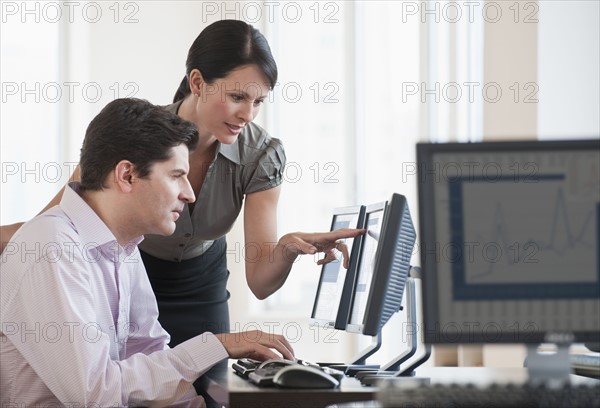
[256,1,423,315]
[1,14,62,224]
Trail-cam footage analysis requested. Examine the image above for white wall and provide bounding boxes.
[537,0,600,139]
[480,0,599,140]
[0,2,222,224]
[62,2,223,160]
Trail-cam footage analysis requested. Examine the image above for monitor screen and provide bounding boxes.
[346,194,416,336]
[417,139,600,344]
[310,205,365,329]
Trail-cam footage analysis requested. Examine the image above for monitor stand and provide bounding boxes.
[324,332,382,375]
[379,278,419,372]
[356,277,431,385]
[525,343,571,385]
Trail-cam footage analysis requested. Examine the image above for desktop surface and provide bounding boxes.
[329,367,600,408]
[202,362,600,408]
[203,360,376,408]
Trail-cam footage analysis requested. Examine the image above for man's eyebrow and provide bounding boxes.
[171,168,188,176]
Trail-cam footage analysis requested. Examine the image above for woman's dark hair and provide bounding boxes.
[80,98,199,191]
[173,20,278,103]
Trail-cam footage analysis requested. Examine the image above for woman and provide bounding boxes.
[0,20,362,346]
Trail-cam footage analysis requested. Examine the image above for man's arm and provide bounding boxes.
[125,253,295,362]
[3,240,293,406]
[2,246,225,406]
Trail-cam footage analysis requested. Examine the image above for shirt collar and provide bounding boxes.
[61,182,144,255]
[217,139,241,164]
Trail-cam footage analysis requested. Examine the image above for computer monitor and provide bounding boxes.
[346,193,417,336]
[417,139,600,345]
[310,205,365,330]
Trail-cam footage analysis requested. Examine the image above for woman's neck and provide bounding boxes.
[178,96,217,155]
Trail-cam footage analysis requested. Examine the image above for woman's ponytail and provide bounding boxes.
[173,76,189,103]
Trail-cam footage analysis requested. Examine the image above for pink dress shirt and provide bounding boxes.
[0,183,228,407]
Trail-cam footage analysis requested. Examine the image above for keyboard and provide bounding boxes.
[232,358,344,388]
[232,357,264,378]
[376,381,600,408]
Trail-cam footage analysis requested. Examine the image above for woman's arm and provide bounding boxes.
[0,165,80,253]
[243,187,285,299]
[243,187,364,299]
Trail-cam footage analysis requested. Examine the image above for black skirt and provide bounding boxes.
[141,237,231,347]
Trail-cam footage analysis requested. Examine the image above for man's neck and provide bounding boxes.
[80,189,137,246]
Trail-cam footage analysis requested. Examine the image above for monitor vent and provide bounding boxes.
[379,202,416,330]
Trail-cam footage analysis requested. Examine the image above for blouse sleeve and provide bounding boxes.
[243,137,286,194]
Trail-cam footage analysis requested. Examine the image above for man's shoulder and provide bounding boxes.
[0,209,82,318]
[3,208,81,265]
[17,207,77,244]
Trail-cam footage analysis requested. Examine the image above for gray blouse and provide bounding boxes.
[138,100,286,262]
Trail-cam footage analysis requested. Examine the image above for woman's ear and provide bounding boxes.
[114,160,136,193]
[188,69,205,97]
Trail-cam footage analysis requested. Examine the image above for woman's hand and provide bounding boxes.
[215,330,295,361]
[278,228,366,269]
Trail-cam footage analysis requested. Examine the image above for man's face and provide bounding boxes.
[132,145,195,236]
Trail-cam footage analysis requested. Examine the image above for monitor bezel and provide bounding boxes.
[417,138,600,344]
[346,194,416,336]
[309,205,366,329]
[345,201,387,334]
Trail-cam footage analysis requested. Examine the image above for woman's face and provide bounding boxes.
[193,64,270,144]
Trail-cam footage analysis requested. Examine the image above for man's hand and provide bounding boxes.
[215,330,295,361]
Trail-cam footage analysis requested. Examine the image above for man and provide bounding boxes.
[0,98,294,407]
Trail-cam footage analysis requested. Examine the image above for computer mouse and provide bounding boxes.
[256,358,296,374]
[273,365,340,389]
[257,358,296,370]
[251,358,296,378]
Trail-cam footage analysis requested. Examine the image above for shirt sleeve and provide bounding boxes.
[243,137,286,194]
[124,250,171,356]
[2,249,228,407]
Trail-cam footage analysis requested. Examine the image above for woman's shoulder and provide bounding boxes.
[240,122,281,147]
[233,123,285,164]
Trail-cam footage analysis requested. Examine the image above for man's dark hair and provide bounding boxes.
[79,98,199,191]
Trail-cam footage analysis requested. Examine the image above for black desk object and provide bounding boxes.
[202,360,375,408]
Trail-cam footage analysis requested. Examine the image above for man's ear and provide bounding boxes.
[114,160,137,193]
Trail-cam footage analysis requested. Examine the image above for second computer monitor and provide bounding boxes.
[417,139,600,344]
[310,205,365,330]
[346,193,417,336]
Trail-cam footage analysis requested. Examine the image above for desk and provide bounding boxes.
[200,361,375,408]
[332,367,600,408]
[201,363,600,408]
